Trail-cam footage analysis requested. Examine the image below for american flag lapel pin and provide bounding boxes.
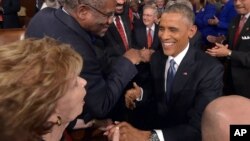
[183,72,188,76]
[246,27,249,31]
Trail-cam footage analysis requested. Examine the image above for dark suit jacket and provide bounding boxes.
[2,0,20,28]
[225,15,250,98]
[25,8,138,120]
[132,24,161,50]
[103,13,133,64]
[101,9,137,121]
[131,23,161,106]
[149,46,223,141]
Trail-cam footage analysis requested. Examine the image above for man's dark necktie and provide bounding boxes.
[233,16,247,48]
[115,16,129,50]
[166,59,176,103]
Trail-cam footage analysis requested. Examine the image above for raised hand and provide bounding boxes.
[125,82,141,110]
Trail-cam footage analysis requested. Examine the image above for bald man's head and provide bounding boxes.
[202,95,250,141]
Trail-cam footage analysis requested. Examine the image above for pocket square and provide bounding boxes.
[242,36,250,40]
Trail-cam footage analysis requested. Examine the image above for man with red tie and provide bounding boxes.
[206,0,250,98]
[102,0,154,123]
[124,4,160,129]
[133,4,161,50]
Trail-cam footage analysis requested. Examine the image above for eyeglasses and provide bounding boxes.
[84,4,115,20]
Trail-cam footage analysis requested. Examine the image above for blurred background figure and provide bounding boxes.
[0,0,3,28]
[206,0,237,43]
[155,0,166,18]
[35,0,44,12]
[41,0,61,9]
[1,0,21,28]
[0,37,87,141]
[194,0,217,49]
[202,95,250,141]
[133,4,160,50]
[129,0,143,27]
[206,0,250,98]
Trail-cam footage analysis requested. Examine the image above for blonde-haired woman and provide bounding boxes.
[0,37,86,141]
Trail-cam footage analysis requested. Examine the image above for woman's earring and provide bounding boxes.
[56,116,62,126]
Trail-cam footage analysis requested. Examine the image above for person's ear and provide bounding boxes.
[47,113,59,124]
[76,4,88,19]
[188,24,197,39]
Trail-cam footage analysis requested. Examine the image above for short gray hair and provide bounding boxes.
[166,0,193,10]
[164,3,195,24]
[143,4,158,16]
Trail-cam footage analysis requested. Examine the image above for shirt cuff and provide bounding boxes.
[136,87,143,101]
[155,129,165,141]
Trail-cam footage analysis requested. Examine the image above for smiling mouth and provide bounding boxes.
[162,42,175,47]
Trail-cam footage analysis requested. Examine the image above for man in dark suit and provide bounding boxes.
[126,4,160,129]
[25,0,148,127]
[103,0,134,67]
[206,0,250,98]
[100,0,154,123]
[129,0,143,28]
[2,0,20,28]
[133,4,160,50]
[106,4,223,141]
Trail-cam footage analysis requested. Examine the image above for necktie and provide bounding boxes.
[115,16,129,50]
[166,59,176,103]
[147,28,152,48]
[233,16,247,48]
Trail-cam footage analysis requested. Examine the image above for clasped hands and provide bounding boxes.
[206,32,232,57]
[123,48,154,65]
[206,42,231,57]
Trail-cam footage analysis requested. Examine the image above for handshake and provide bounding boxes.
[123,48,155,65]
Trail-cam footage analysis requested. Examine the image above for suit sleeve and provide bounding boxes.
[162,60,224,141]
[84,56,138,118]
[230,51,250,68]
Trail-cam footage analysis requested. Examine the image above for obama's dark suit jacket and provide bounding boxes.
[149,45,223,141]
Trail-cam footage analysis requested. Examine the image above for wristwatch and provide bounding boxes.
[149,130,160,141]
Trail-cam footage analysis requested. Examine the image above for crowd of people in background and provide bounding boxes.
[0,0,250,141]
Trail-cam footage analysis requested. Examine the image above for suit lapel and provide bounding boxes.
[121,15,132,47]
[159,52,168,101]
[170,47,196,104]
[152,25,159,50]
[236,17,250,49]
[109,23,127,52]
[142,27,148,48]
